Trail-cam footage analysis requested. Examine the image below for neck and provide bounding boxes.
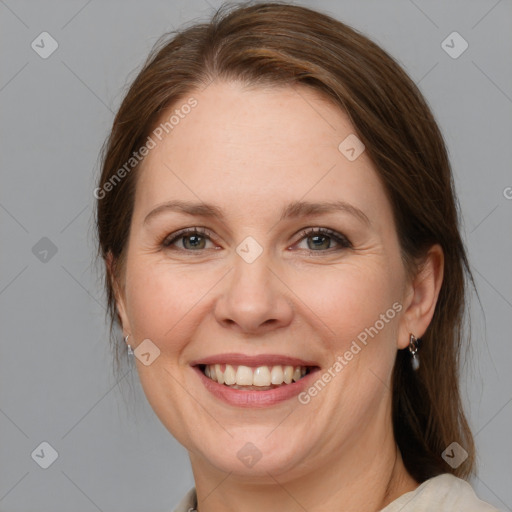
[189,421,418,512]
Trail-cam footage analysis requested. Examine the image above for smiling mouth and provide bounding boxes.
[198,363,315,390]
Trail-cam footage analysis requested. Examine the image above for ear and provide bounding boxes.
[106,251,131,336]
[397,244,444,349]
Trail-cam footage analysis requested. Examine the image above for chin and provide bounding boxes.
[189,429,312,479]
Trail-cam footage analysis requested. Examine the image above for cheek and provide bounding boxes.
[290,259,404,402]
[290,261,401,341]
[124,259,217,348]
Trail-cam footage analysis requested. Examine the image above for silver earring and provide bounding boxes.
[125,334,134,356]
[408,333,419,371]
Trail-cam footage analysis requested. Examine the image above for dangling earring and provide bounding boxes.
[408,333,420,371]
[125,334,134,356]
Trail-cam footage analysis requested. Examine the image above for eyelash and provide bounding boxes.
[161,226,352,253]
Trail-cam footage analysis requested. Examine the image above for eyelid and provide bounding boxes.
[293,227,352,250]
[162,226,352,252]
[162,226,217,248]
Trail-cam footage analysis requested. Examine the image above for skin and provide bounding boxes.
[112,80,444,511]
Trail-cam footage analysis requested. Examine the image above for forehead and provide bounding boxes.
[133,81,391,228]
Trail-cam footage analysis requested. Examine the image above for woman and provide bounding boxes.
[95,2,499,510]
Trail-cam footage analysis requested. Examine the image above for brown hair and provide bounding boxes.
[95,1,476,482]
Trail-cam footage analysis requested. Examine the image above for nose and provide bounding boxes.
[214,253,294,334]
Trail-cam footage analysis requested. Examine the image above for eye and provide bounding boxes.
[294,227,352,252]
[161,227,217,251]
[161,227,352,253]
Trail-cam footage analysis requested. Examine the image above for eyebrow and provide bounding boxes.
[143,199,371,226]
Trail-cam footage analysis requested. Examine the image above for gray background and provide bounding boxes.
[1,0,511,510]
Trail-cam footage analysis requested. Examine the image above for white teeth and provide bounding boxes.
[270,365,284,385]
[224,364,236,385]
[253,366,271,386]
[203,363,309,387]
[236,365,253,385]
[292,367,302,382]
[215,364,225,384]
[283,365,294,384]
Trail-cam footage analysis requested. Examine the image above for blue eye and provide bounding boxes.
[295,227,352,251]
[162,227,215,251]
[161,227,352,252]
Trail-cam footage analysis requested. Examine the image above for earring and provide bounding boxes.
[408,333,420,371]
[125,334,134,356]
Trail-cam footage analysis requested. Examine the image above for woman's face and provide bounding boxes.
[114,80,417,480]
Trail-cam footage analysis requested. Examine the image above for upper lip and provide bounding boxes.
[190,353,319,368]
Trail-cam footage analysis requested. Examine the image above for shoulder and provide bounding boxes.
[172,477,500,512]
[171,487,197,512]
[380,473,500,512]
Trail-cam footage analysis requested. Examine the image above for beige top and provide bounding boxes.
[172,473,500,511]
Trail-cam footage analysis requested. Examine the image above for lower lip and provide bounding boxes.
[193,366,318,408]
